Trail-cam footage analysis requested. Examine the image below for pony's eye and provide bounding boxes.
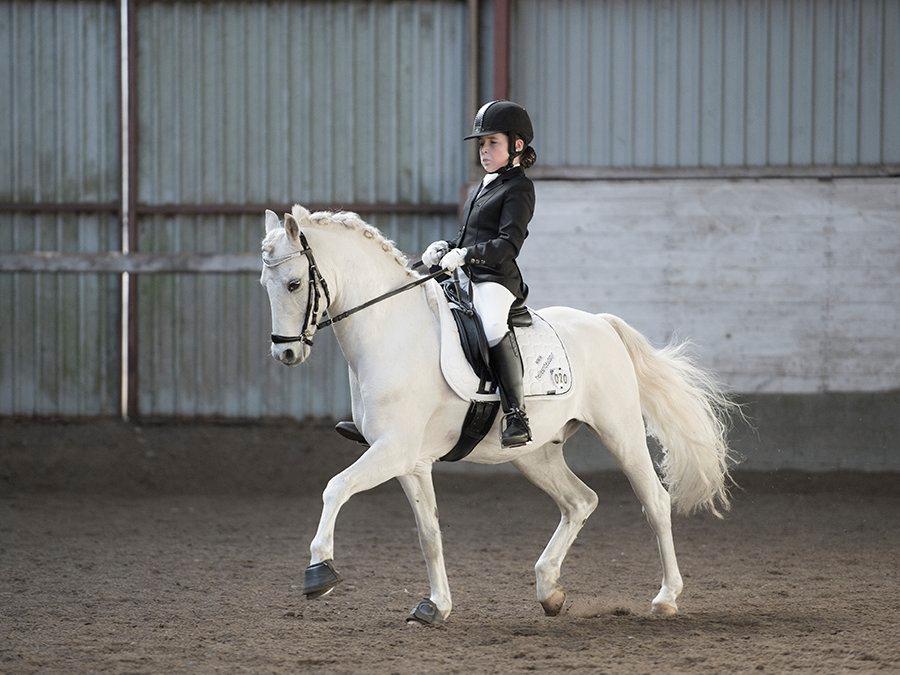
[287,279,302,293]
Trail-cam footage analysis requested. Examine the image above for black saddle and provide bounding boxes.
[435,273,534,462]
[441,275,532,391]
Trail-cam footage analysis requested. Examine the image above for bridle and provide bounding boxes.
[263,230,446,348]
[263,231,332,347]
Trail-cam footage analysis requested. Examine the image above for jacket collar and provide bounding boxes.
[473,165,523,200]
[497,165,524,181]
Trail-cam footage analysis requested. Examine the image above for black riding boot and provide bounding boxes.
[489,331,532,448]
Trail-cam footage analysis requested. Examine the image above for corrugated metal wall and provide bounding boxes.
[511,0,900,168]
[137,0,467,205]
[0,214,121,415]
[0,1,121,415]
[134,0,466,417]
[0,0,120,203]
[3,0,898,419]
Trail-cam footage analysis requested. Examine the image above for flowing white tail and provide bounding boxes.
[601,314,738,517]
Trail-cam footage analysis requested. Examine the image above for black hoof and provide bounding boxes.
[334,421,369,446]
[303,560,342,599]
[406,598,444,627]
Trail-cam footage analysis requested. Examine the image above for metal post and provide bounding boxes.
[119,0,139,420]
[466,0,481,182]
[492,0,510,100]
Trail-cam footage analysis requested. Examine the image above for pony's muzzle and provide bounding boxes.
[271,342,308,366]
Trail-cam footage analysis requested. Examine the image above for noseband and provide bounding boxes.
[263,231,332,347]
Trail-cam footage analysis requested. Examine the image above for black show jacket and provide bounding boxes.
[445,165,535,301]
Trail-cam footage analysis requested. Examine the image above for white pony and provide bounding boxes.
[260,205,736,626]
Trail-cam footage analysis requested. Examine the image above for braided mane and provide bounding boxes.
[261,205,417,279]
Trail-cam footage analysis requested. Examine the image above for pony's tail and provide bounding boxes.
[600,313,740,518]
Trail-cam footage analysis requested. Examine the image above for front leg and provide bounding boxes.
[398,465,452,626]
[305,433,420,597]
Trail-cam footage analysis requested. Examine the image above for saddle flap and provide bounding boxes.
[426,279,574,404]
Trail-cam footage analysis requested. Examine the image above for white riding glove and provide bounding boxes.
[439,247,468,272]
[421,240,450,267]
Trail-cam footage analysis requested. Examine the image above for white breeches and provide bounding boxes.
[458,270,515,347]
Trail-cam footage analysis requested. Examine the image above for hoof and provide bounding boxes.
[406,598,444,627]
[334,421,368,446]
[651,601,678,617]
[540,589,567,616]
[303,560,342,599]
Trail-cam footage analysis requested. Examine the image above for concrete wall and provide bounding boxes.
[519,177,900,394]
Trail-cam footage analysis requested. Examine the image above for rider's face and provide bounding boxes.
[478,133,523,173]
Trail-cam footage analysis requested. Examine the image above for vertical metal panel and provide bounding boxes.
[677,0,702,165]
[0,1,120,416]
[136,214,456,419]
[0,1,119,202]
[699,1,723,166]
[0,214,121,415]
[722,0,747,165]
[134,0,466,419]
[789,0,815,164]
[478,0,494,105]
[812,0,837,164]
[886,0,900,160]
[510,0,899,169]
[137,0,466,206]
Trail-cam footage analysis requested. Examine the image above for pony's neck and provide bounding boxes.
[307,227,425,372]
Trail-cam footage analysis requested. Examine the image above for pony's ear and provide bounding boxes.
[283,212,301,243]
[291,204,312,227]
[264,209,280,233]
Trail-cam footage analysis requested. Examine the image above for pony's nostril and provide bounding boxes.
[283,349,295,362]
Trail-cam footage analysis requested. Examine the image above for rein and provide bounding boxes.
[263,232,446,346]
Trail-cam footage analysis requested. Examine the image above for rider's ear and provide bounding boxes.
[283,213,301,242]
[265,209,280,233]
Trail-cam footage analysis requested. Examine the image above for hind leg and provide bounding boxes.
[513,442,598,616]
[591,417,683,615]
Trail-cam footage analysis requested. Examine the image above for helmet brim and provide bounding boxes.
[463,129,506,140]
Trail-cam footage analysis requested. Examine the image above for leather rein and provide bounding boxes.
[263,230,446,347]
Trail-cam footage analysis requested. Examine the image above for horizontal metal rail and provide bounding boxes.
[137,202,458,216]
[528,164,900,180]
[0,202,120,214]
[0,201,458,216]
[0,252,261,273]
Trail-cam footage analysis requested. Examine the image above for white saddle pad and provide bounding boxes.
[424,279,574,403]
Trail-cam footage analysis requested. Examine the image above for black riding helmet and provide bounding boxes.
[464,100,534,170]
